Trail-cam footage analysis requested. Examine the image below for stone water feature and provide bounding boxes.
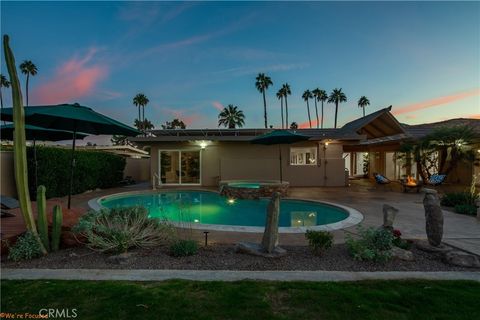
[219,180,289,200]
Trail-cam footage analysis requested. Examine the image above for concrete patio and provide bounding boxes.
[2,181,479,256]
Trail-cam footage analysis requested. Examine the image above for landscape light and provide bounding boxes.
[227,198,236,204]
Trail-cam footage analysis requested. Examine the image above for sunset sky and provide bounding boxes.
[1,1,479,134]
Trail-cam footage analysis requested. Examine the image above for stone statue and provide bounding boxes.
[261,192,281,253]
[382,204,398,229]
[422,188,443,246]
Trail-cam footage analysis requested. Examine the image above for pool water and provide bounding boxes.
[99,191,349,228]
[228,182,261,189]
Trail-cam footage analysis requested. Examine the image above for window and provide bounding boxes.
[290,147,317,165]
[159,150,201,184]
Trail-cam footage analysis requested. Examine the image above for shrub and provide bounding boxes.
[170,239,198,257]
[441,191,477,207]
[391,229,412,250]
[345,225,394,263]
[454,204,477,216]
[8,231,43,261]
[305,230,333,255]
[73,206,174,253]
[26,146,126,198]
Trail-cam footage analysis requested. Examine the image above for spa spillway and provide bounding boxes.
[219,180,289,199]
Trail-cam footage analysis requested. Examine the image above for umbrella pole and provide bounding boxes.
[67,122,77,209]
[279,144,283,183]
[33,137,38,196]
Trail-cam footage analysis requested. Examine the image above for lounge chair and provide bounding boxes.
[0,195,19,210]
[374,173,391,185]
[426,174,447,186]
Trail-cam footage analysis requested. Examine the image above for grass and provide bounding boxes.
[1,280,479,319]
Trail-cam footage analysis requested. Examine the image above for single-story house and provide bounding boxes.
[132,107,480,187]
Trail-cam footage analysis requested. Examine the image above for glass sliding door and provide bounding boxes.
[159,150,201,185]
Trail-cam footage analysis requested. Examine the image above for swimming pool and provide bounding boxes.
[92,190,362,233]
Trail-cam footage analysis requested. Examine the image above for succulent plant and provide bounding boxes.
[51,205,63,252]
[36,185,49,250]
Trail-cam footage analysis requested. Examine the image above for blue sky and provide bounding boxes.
[1,1,479,132]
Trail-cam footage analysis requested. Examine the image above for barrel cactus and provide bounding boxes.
[36,185,49,250]
[51,205,63,252]
[3,34,46,254]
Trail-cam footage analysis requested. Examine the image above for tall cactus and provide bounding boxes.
[3,35,47,254]
[36,185,49,250]
[51,205,63,252]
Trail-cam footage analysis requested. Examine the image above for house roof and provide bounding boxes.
[341,106,406,138]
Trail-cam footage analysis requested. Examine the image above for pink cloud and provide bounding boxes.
[405,114,417,119]
[33,48,107,104]
[298,119,320,129]
[212,101,224,111]
[161,107,201,126]
[392,88,480,115]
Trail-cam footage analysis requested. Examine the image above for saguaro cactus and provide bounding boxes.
[3,34,46,254]
[36,185,49,250]
[51,205,63,252]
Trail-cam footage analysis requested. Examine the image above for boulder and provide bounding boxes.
[107,252,132,265]
[390,246,414,261]
[261,192,281,253]
[444,251,480,268]
[416,240,453,253]
[422,188,443,246]
[382,204,399,229]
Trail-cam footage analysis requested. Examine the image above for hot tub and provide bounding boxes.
[219,180,289,199]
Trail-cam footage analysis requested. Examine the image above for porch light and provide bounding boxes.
[199,141,208,149]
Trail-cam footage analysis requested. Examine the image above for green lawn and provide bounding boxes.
[1,280,479,320]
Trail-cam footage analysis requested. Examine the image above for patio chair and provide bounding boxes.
[373,173,393,191]
[0,195,19,210]
[426,174,447,186]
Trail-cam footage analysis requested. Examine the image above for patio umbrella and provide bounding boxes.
[1,124,89,194]
[251,130,310,182]
[1,103,140,208]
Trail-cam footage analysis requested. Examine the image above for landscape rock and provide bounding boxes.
[422,188,443,246]
[444,251,480,268]
[107,252,132,265]
[262,192,281,253]
[416,240,453,253]
[235,242,287,258]
[382,204,399,229]
[390,246,414,261]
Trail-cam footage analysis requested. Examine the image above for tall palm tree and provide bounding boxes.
[282,83,291,128]
[218,104,245,129]
[302,90,313,128]
[255,73,273,128]
[19,60,37,106]
[311,88,322,128]
[133,93,149,123]
[358,96,370,117]
[328,88,347,128]
[316,89,328,129]
[276,88,285,128]
[0,74,11,124]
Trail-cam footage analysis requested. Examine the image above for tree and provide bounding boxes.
[328,88,347,128]
[282,83,291,128]
[302,90,313,128]
[111,135,130,146]
[161,118,186,129]
[255,73,273,128]
[276,88,285,128]
[358,96,370,117]
[290,122,298,130]
[218,104,245,129]
[133,93,149,123]
[398,126,476,181]
[19,60,37,106]
[312,88,325,129]
[134,118,155,132]
[0,74,10,124]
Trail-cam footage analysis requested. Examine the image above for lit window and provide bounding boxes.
[290,147,317,165]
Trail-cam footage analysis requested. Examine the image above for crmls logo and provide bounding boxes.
[39,309,78,318]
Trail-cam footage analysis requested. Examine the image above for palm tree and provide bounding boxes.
[0,74,11,124]
[316,89,328,129]
[282,83,291,128]
[328,88,347,128]
[312,88,323,129]
[276,88,285,128]
[19,60,37,106]
[255,73,273,128]
[302,90,313,128]
[218,104,245,129]
[133,93,149,123]
[290,122,298,129]
[358,96,370,117]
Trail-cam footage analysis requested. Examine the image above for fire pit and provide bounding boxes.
[401,175,423,193]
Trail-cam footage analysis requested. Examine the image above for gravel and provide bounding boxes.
[2,243,479,271]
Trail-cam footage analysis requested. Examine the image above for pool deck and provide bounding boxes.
[2,182,479,256]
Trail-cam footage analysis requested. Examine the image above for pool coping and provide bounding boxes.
[88,189,364,234]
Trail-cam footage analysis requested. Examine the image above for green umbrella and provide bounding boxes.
[251,130,310,182]
[1,103,140,208]
[1,124,89,195]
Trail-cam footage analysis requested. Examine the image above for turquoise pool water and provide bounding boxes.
[228,182,261,189]
[99,191,349,228]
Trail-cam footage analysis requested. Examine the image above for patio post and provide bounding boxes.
[67,121,77,209]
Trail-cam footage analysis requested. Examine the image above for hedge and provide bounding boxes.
[27,146,126,198]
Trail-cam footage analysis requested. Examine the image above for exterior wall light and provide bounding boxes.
[199,141,208,149]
